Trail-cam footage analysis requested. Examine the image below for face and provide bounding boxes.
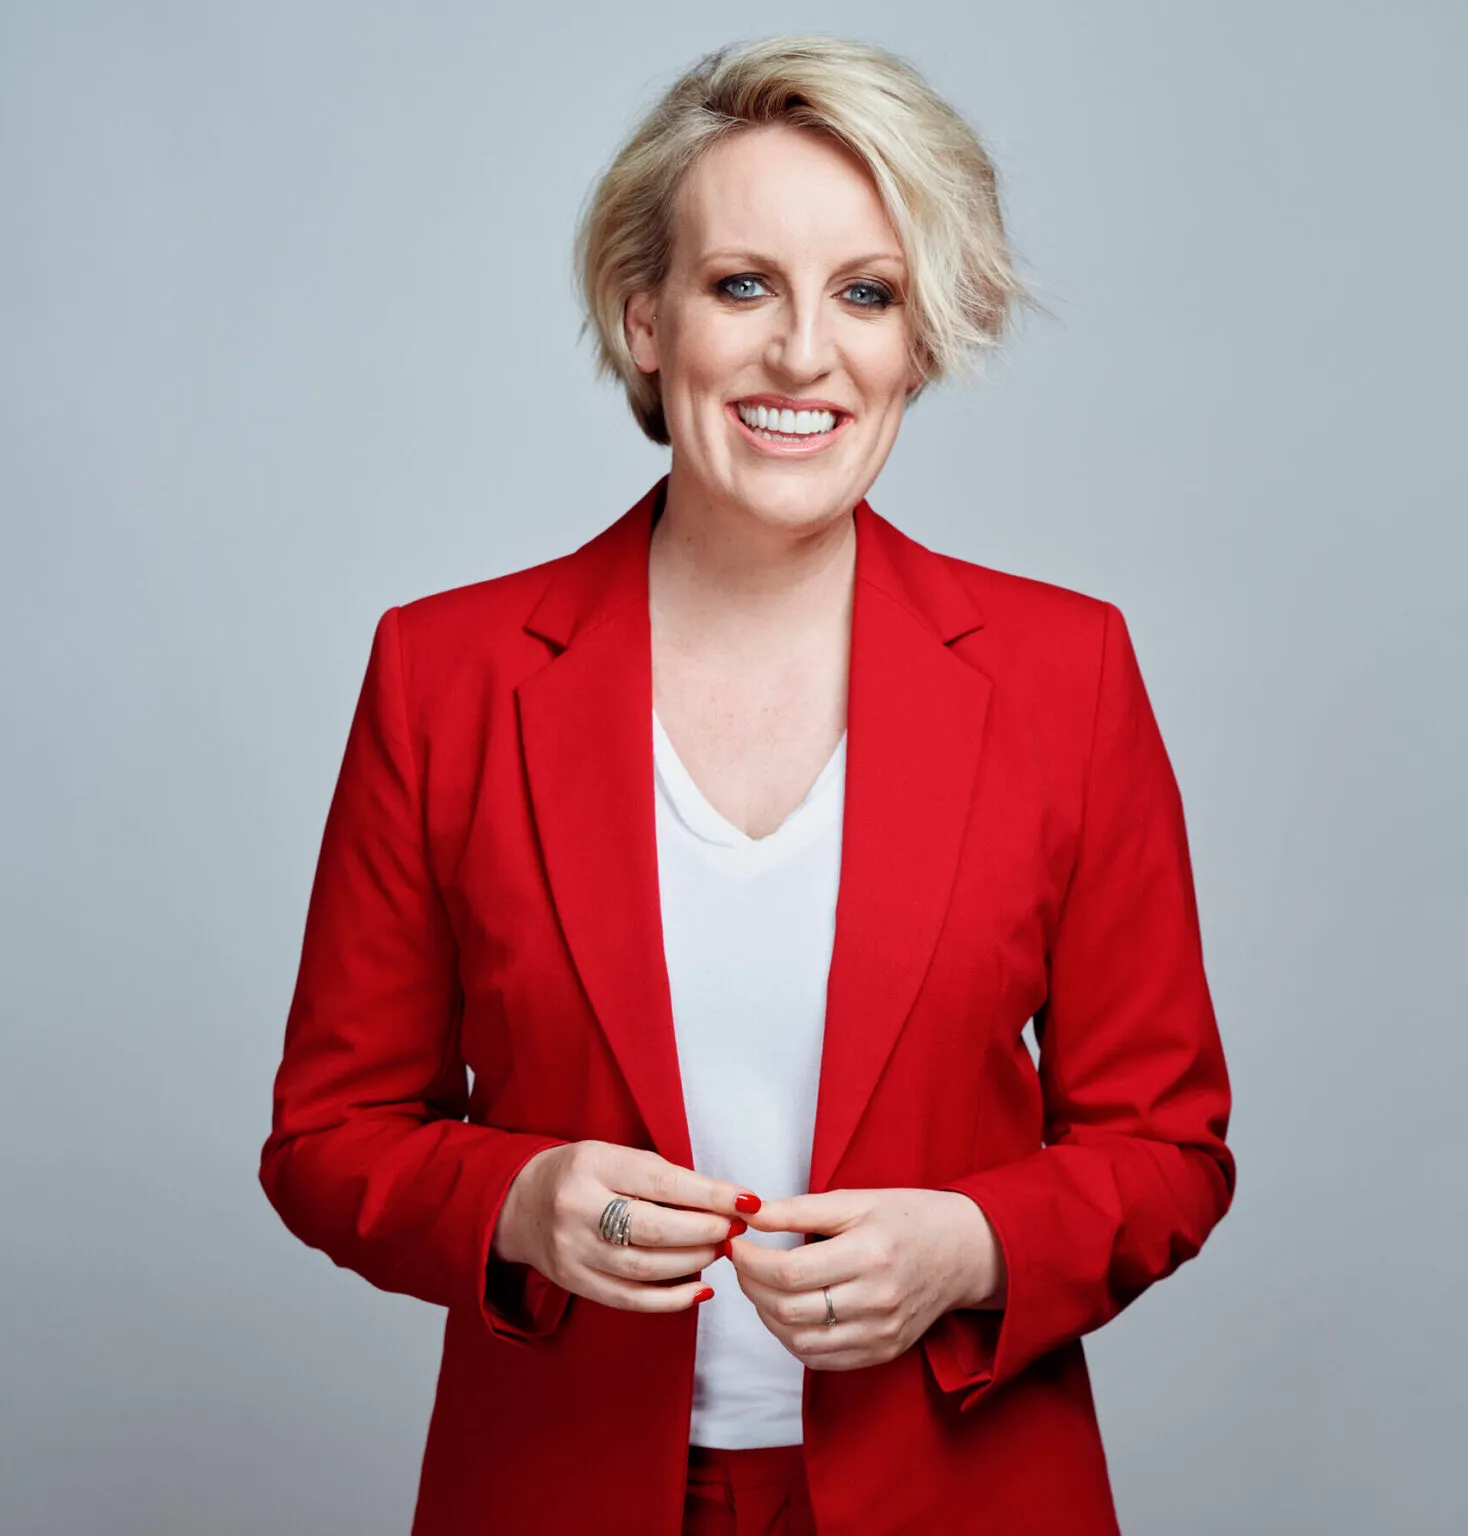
[625,123,923,541]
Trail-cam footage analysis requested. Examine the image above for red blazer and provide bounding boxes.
[260,475,1235,1535]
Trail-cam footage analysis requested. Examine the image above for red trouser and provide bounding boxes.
[681,1444,818,1535]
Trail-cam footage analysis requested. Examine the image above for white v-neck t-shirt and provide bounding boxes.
[651,709,847,1448]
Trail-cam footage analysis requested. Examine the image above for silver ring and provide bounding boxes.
[598,1197,633,1246]
[823,1286,837,1328]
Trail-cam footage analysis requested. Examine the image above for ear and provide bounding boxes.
[624,291,661,375]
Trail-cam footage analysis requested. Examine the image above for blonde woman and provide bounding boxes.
[261,35,1235,1536]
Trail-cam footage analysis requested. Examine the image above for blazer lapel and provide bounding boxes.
[807,503,991,1195]
[516,477,694,1171]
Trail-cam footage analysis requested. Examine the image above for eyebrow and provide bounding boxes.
[698,248,907,272]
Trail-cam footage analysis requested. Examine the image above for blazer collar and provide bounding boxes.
[525,474,986,650]
[517,475,992,1193]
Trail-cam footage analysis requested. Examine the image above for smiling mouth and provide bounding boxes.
[730,400,850,446]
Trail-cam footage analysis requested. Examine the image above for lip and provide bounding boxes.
[733,394,852,415]
[726,400,853,457]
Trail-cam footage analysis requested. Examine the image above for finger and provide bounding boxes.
[728,1262,785,1313]
[586,1269,716,1314]
[605,1146,760,1220]
[732,1265,878,1350]
[590,1238,726,1287]
[726,1233,859,1293]
[730,1265,857,1353]
[780,1327,868,1366]
[737,1192,855,1235]
[601,1193,744,1251]
[730,1247,859,1320]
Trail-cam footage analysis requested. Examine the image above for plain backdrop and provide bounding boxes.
[2,3,1464,1532]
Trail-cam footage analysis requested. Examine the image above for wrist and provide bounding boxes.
[944,1192,1007,1311]
[489,1192,527,1268]
[490,1147,553,1269]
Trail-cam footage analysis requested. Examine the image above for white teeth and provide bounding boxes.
[735,403,838,436]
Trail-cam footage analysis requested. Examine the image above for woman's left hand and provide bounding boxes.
[728,1188,1008,1371]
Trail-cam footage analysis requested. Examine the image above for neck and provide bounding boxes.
[648,467,857,647]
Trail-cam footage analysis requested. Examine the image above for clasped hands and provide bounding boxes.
[729,1186,1008,1372]
[493,1142,1008,1373]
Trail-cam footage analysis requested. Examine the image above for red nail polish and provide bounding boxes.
[715,1240,732,1260]
[735,1192,762,1214]
[693,1286,715,1304]
[727,1218,747,1238]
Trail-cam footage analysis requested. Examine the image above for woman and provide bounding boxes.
[260,35,1235,1536]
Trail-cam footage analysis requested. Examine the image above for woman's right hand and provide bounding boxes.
[489,1140,757,1312]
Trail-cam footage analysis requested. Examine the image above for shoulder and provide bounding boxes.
[940,547,1112,638]
[397,551,568,649]
[373,550,572,699]
[930,547,1173,778]
[919,545,1137,744]
[931,545,1119,685]
[341,550,578,758]
[865,506,1114,650]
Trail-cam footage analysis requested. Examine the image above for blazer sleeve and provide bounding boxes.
[923,601,1236,1411]
[258,606,573,1345]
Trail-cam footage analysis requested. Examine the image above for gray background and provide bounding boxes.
[2,2,1463,1532]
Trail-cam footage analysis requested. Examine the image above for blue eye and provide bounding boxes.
[845,281,894,309]
[718,274,770,300]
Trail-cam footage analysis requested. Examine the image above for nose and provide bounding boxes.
[764,287,837,383]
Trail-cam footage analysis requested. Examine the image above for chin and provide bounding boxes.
[732,478,852,530]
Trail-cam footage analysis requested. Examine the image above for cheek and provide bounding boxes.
[667,311,753,390]
[853,330,916,405]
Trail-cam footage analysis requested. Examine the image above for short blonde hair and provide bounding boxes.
[573,35,1035,445]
